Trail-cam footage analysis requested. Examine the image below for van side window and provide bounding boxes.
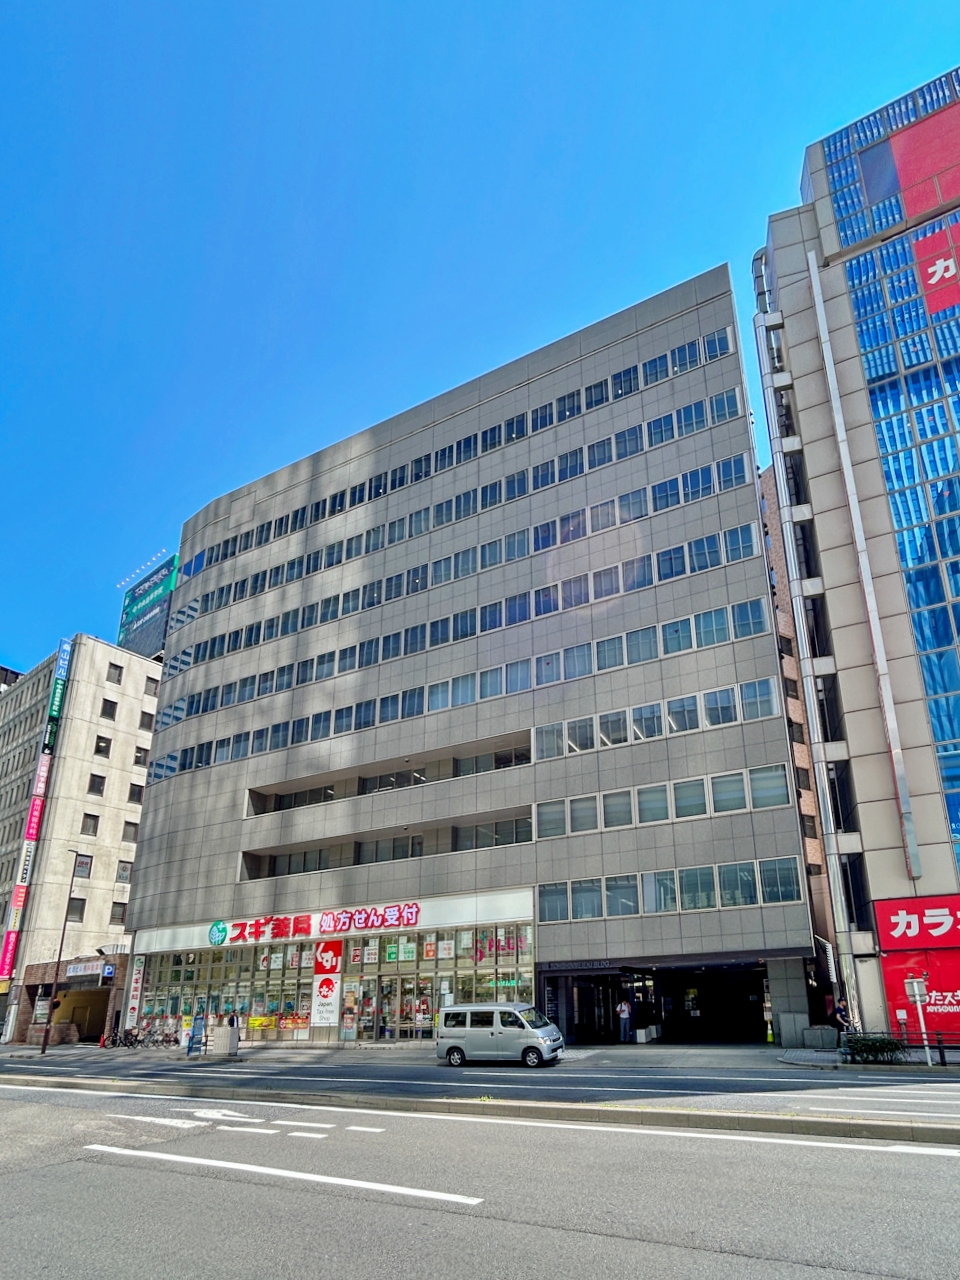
[469,1010,495,1027]
[443,1011,467,1028]
[499,1011,524,1028]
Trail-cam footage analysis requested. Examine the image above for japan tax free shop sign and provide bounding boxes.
[876,893,960,1033]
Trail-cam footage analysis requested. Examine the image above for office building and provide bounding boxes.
[128,265,816,1046]
[754,67,960,1032]
[0,636,160,1043]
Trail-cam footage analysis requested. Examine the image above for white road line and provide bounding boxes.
[276,1121,336,1128]
[347,1125,385,1133]
[216,1125,279,1133]
[105,1114,210,1129]
[289,1132,327,1139]
[83,1145,484,1203]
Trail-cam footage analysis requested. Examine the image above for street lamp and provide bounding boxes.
[40,848,81,1056]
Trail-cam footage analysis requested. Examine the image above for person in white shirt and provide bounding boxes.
[615,997,632,1043]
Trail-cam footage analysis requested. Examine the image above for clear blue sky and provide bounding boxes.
[3,3,959,672]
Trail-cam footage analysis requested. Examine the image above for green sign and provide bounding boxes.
[48,677,66,720]
[120,555,178,627]
[208,921,228,946]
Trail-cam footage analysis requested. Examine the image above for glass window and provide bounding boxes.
[605,874,639,916]
[652,479,680,512]
[537,801,567,838]
[749,764,790,808]
[533,460,556,490]
[618,489,648,523]
[480,602,502,632]
[427,681,449,712]
[596,636,624,671]
[711,773,747,812]
[718,862,758,907]
[451,673,476,706]
[682,466,713,503]
[678,865,717,910]
[479,668,502,699]
[590,499,617,534]
[759,857,802,903]
[567,717,595,753]
[695,608,729,648]
[536,723,564,760]
[724,525,755,562]
[732,598,767,638]
[563,643,593,679]
[505,529,529,560]
[636,785,669,823]
[505,658,531,692]
[536,653,560,685]
[593,566,620,599]
[689,534,723,573]
[667,695,698,733]
[598,709,628,746]
[632,703,662,740]
[602,790,633,827]
[569,796,598,832]
[703,687,737,726]
[615,425,642,459]
[657,546,686,581]
[647,412,674,446]
[481,539,502,569]
[673,778,707,818]
[740,678,776,720]
[379,694,399,723]
[538,882,568,922]
[559,448,584,481]
[588,438,613,468]
[571,878,603,919]
[642,869,677,912]
[560,510,587,543]
[676,399,706,435]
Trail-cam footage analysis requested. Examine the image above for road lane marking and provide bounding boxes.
[173,1109,263,1122]
[83,1146,484,1203]
[289,1132,327,1139]
[276,1121,336,1128]
[347,1126,385,1132]
[105,1114,210,1129]
[216,1125,279,1133]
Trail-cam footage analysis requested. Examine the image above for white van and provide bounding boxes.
[437,1002,564,1067]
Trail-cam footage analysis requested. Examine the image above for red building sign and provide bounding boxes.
[876,894,960,1034]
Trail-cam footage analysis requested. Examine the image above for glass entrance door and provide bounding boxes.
[378,977,397,1039]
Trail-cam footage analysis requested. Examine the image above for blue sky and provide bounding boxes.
[3,3,959,671]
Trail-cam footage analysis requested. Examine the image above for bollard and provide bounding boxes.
[936,1031,947,1067]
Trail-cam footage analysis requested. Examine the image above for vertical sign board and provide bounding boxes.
[125,956,146,1030]
[0,639,73,982]
[310,940,343,1026]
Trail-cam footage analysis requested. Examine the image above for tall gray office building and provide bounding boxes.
[128,265,815,1046]
[754,68,960,1035]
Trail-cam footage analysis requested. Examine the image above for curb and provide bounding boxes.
[2,1072,959,1147]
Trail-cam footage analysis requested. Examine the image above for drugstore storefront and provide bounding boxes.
[127,889,534,1043]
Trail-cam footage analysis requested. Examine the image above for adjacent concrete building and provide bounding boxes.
[0,635,160,1043]
[754,67,960,1033]
[128,265,816,1047]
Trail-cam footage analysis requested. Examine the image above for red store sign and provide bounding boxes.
[876,894,960,1035]
[875,893,960,950]
[227,901,421,945]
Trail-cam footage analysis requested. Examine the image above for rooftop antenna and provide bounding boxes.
[116,548,169,590]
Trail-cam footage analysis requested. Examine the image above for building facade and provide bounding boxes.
[754,67,960,1033]
[0,635,160,1043]
[129,265,816,1047]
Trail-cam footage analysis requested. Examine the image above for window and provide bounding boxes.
[456,434,478,465]
[801,814,818,839]
[505,470,527,502]
[133,745,149,767]
[667,695,699,733]
[618,489,647,523]
[122,821,140,843]
[106,663,123,685]
[454,548,477,579]
[532,403,553,432]
[612,365,639,399]
[94,736,112,758]
[689,534,722,573]
[452,610,476,641]
[274,513,291,537]
[572,877,603,919]
[704,327,730,361]
[430,618,450,647]
[334,707,353,735]
[451,673,476,705]
[732,598,767,638]
[695,608,730,647]
[354,702,376,731]
[627,626,658,664]
[81,813,100,836]
[384,573,403,602]
[759,857,802,903]
[358,639,380,668]
[704,687,738,726]
[67,897,86,923]
[537,801,566,838]
[712,773,747,812]
[567,717,595,753]
[558,447,584,482]
[479,667,502,698]
[539,882,568,922]
[98,698,118,722]
[88,774,106,796]
[533,460,555,490]
[615,424,642,460]
[596,636,624,671]
[536,723,564,760]
[796,766,812,791]
[598,709,628,746]
[671,340,700,375]
[455,490,477,520]
[480,602,502,632]
[741,678,776,720]
[682,466,713,503]
[749,764,790,808]
[409,453,430,484]
[388,517,405,546]
[238,675,256,702]
[407,564,428,594]
[593,566,620,599]
[679,865,717,910]
[435,445,454,474]
[591,499,616,532]
[291,717,309,744]
[585,380,608,411]
[717,453,747,490]
[310,499,327,524]
[710,388,740,424]
[562,576,589,610]
[652,478,680,512]
[602,791,633,827]
[657,546,686,581]
[145,676,159,697]
[505,413,527,443]
[325,542,343,569]
[623,555,654,593]
[556,390,581,421]
[368,474,386,501]
[311,711,331,740]
[481,481,502,510]
[481,539,502,570]
[506,529,529,560]
[128,783,143,804]
[250,570,268,594]
[642,353,668,386]
[589,438,613,469]
[724,524,755,562]
[642,868,676,910]
[646,412,674,447]
[231,732,250,760]
[404,624,427,654]
[536,652,560,684]
[534,520,557,552]
[268,564,284,589]
[434,499,453,527]
[674,778,707,818]
[505,658,531,692]
[382,633,401,660]
[380,694,399,722]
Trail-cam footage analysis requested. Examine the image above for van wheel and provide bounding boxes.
[447,1047,466,1067]
[522,1046,543,1068]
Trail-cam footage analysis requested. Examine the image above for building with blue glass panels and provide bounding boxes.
[755,67,960,1032]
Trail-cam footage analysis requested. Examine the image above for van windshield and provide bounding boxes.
[518,1007,551,1030]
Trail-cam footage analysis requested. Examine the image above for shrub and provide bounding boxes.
[843,1034,906,1064]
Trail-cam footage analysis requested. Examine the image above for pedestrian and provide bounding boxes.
[834,998,851,1034]
[615,996,632,1043]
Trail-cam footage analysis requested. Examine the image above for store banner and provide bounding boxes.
[125,955,145,1029]
[875,893,960,950]
[880,948,960,1036]
[310,940,343,1026]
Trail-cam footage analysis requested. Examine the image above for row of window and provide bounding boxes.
[154,589,769,740]
[535,678,778,761]
[173,344,737,592]
[93,736,151,768]
[87,774,144,804]
[533,764,791,844]
[162,461,753,686]
[146,597,769,783]
[538,854,802,924]
[79,813,139,843]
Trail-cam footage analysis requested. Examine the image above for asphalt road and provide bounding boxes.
[0,1082,957,1279]
[3,1043,960,1126]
